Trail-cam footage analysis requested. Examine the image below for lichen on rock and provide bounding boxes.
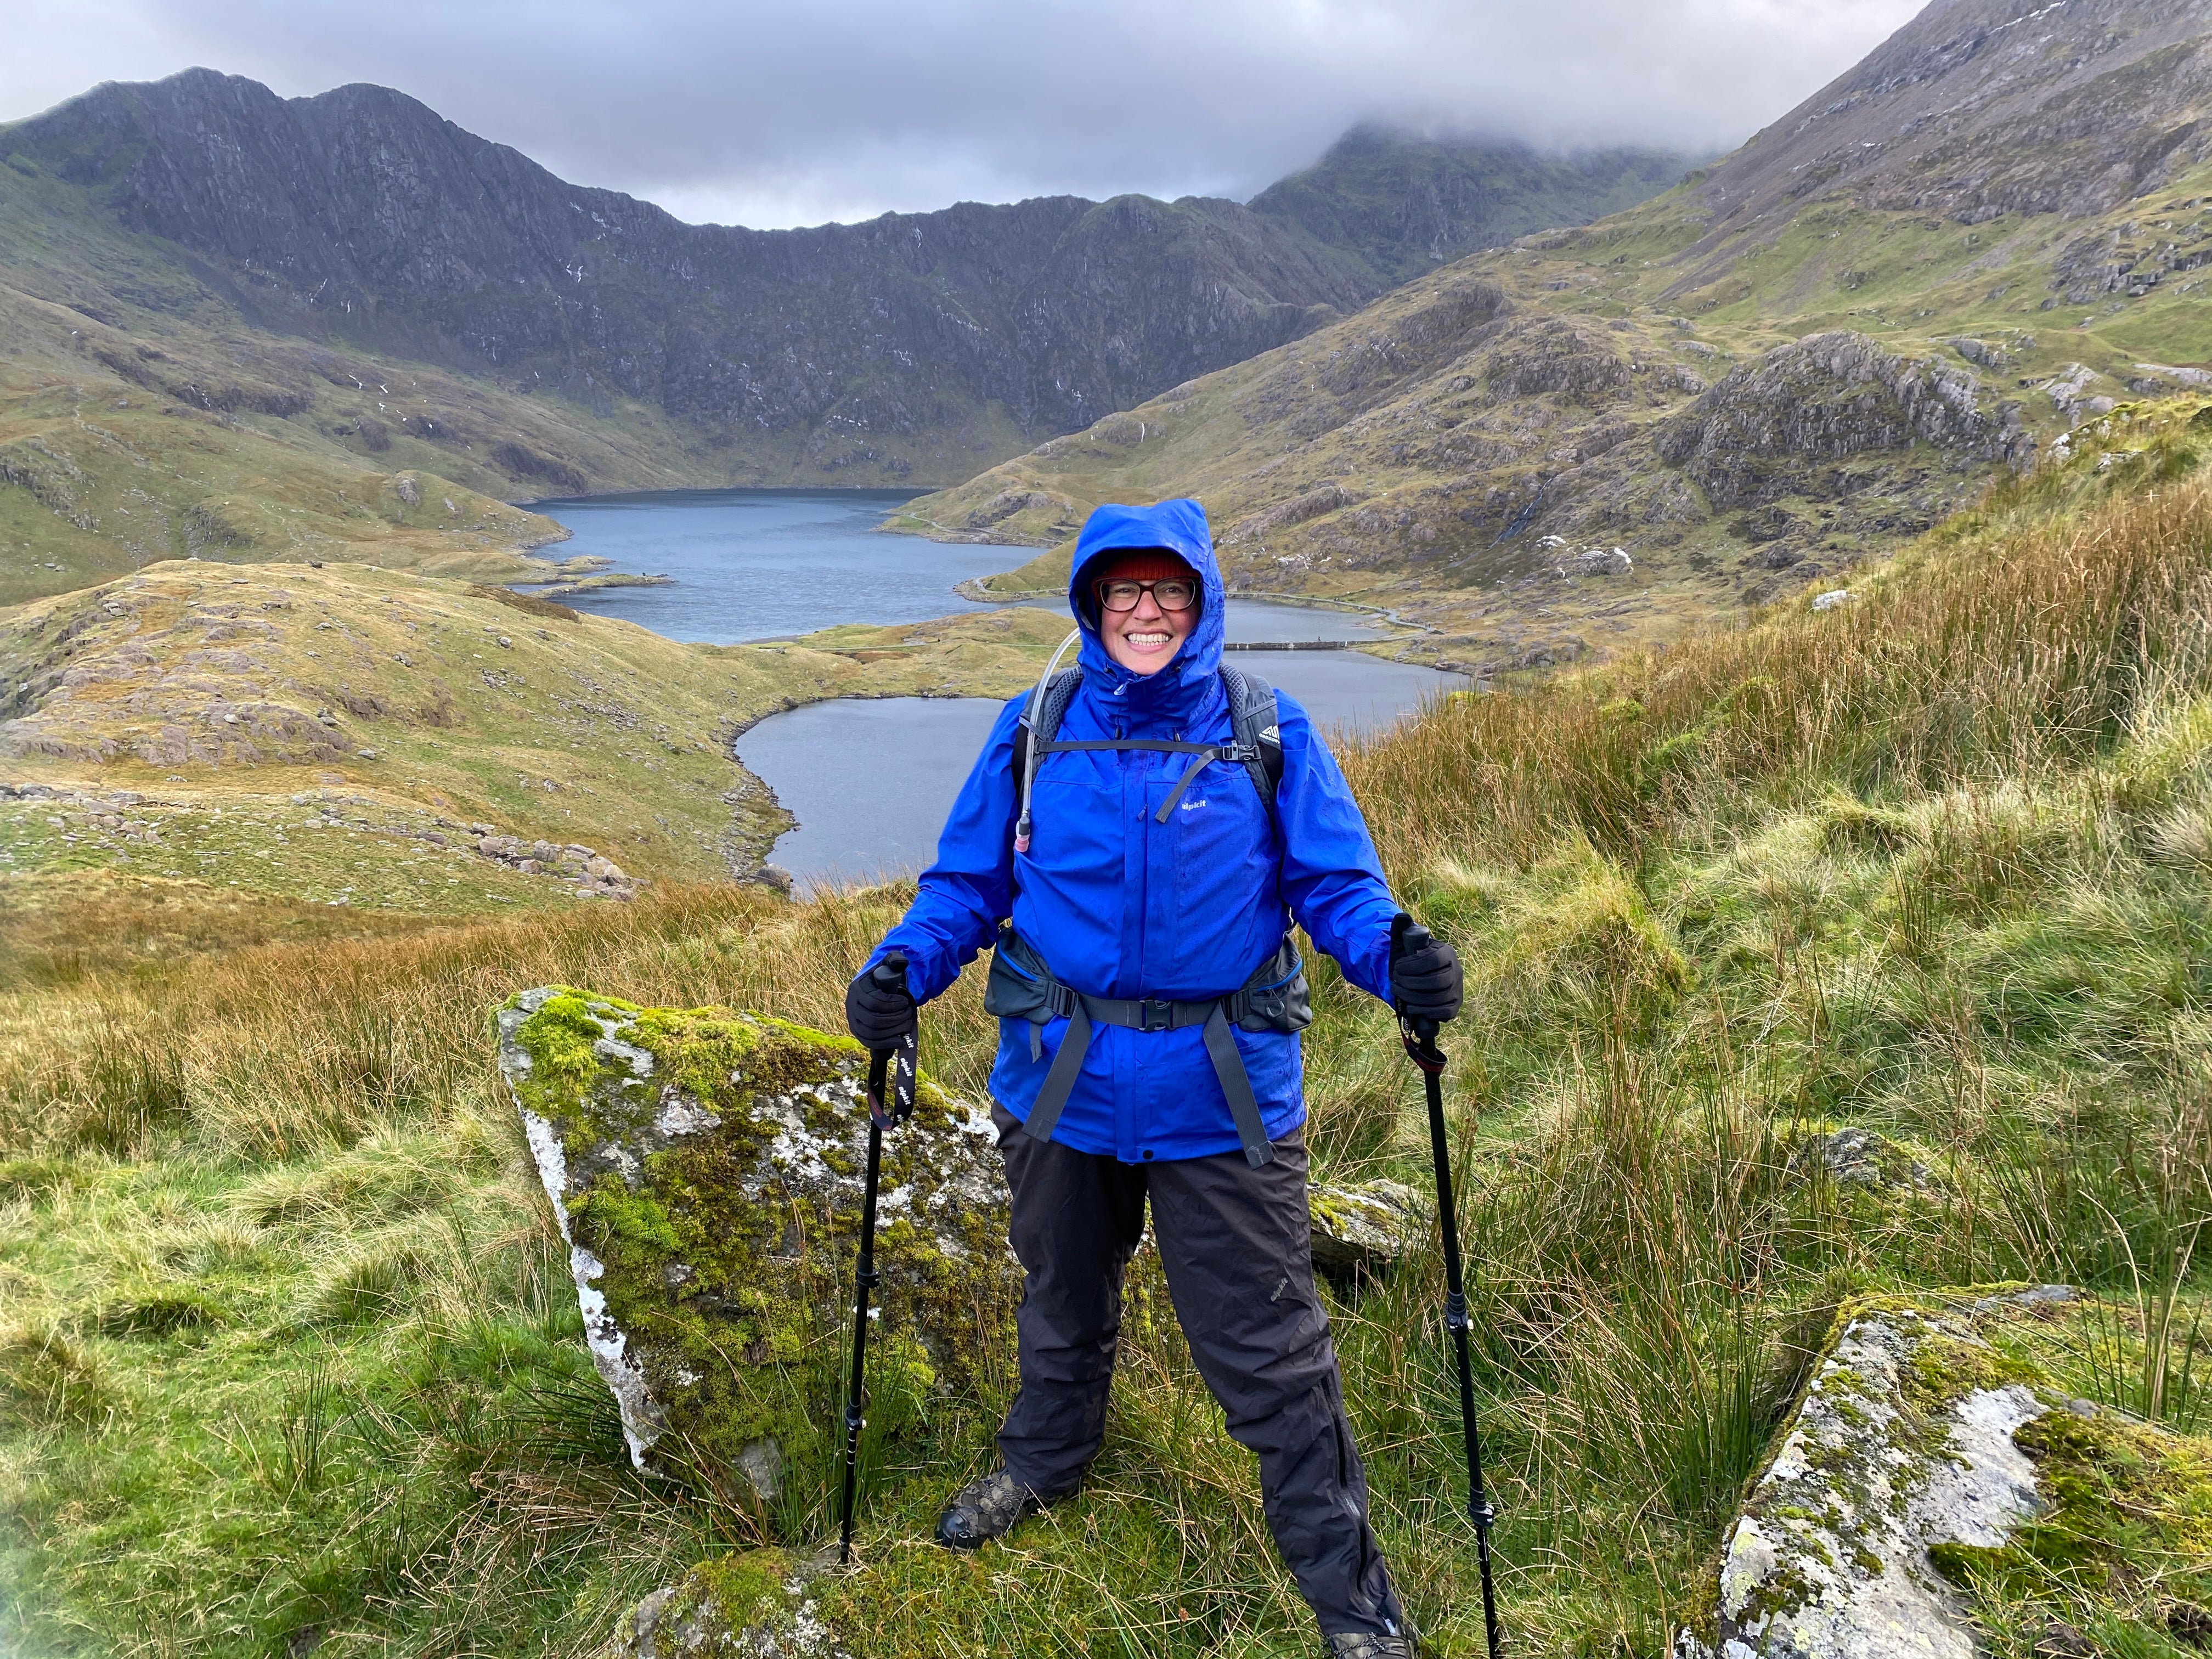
[600,1550,850,1659]
[1679,1284,2212,1659]
[1307,1177,1422,1279]
[495,986,1018,1508]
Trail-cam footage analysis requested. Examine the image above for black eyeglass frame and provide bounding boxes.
[1093,576,1200,613]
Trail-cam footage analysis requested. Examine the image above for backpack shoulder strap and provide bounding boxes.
[1013,666,1083,781]
[1218,664,1283,827]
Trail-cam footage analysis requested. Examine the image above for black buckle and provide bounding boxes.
[1138,997,1174,1031]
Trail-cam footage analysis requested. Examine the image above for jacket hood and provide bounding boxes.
[1067,499,1224,715]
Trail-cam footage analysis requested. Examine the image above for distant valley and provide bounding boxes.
[0,72,1687,603]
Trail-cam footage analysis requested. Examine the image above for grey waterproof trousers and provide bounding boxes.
[990,1103,1407,1640]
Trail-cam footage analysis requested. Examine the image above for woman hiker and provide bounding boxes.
[844,498,1463,1659]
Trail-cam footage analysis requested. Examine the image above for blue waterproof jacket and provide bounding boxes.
[867,498,1402,1163]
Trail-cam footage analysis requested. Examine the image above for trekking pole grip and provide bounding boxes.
[1389,913,1446,1068]
[864,953,912,1125]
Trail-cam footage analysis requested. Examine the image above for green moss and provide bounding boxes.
[673,1547,789,1630]
[512,990,615,1103]
[1904,1335,2044,1409]
[1917,1390,2212,1644]
[500,989,1019,1526]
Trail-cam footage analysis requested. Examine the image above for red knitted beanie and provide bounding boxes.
[1092,547,1195,586]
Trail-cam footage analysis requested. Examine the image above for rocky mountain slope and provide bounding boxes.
[0,76,1686,605]
[1252,126,1693,287]
[903,0,2212,672]
[8,71,1376,477]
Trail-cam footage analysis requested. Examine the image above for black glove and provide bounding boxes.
[845,953,916,1051]
[1389,917,1463,1025]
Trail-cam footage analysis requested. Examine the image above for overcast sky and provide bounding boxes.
[2,0,1925,229]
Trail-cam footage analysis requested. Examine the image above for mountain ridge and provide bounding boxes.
[901,0,2212,670]
[6,71,1693,477]
[9,67,1376,460]
[1251,126,1696,287]
[0,72,1691,605]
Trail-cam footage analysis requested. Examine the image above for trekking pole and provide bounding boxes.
[838,954,915,1567]
[1391,914,1502,1659]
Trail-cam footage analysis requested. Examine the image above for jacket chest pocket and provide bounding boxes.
[1025,773,1121,880]
[1168,766,1272,918]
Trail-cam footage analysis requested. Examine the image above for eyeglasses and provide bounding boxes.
[1095,577,1199,613]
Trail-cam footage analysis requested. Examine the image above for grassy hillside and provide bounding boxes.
[0,150,778,606]
[3,407,2207,1656]
[896,1,2212,671]
[0,558,1073,976]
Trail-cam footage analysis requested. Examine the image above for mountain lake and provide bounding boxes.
[529,488,1467,888]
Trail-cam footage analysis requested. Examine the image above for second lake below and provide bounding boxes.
[527,489,1466,888]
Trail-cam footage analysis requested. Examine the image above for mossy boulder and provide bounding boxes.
[1307,1177,1421,1280]
[496,987,1018,1506]
[600,1550,845,1659]
[1679,1285,2212,1659]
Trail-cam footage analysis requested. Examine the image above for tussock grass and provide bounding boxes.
[1348,460,2212,873]
[4,448,2211,1655]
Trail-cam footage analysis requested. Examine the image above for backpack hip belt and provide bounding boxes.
[985,928,1311,1169]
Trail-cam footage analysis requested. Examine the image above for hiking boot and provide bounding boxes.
[932,1466,1047,1550]
[1323,1635,1415,1659]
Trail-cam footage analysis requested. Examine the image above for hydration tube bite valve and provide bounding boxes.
[838,953,916,1566]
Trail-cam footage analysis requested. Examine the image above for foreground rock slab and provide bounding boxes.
[496,987,1017,1497]
[1681,1284,2212,1659]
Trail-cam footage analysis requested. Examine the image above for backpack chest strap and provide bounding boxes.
[1036,737,1261,822]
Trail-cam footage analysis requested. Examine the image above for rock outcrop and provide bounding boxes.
[496,987,1018,1499]
[1681,1285,2212,1658]
[1655,332,2031,509]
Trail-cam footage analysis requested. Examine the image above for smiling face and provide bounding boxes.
[1092,550,1199,676]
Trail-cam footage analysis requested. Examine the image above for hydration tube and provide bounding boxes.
[1013,628,1081,854]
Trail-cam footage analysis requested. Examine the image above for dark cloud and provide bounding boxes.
[2,0,1923,227]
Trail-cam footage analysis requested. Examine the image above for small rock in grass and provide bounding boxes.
[1307,1178,1422,1279]
[604,1550,847,1658]
[1786,1125,1934,1190]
